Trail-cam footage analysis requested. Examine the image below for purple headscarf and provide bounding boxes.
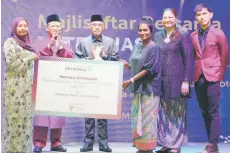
[11,17,34,52]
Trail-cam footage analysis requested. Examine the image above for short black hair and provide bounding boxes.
[194,3,212,14]
[138,17,153,33]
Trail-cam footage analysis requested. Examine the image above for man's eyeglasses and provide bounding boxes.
[91,23,103,27]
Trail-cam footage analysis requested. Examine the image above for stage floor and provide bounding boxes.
[39,142,230,153]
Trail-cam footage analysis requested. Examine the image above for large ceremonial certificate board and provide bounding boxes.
[32,57,123,119]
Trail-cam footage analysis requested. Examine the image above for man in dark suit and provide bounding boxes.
[191,3,229,153]
[75,14,119,152]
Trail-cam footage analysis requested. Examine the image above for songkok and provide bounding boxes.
[46,14,60,24]
[90,15,103,22]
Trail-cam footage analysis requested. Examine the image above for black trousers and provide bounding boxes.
[195,74,221,145]
[84,118,108,145]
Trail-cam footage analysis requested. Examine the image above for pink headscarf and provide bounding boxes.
[11,17,34,52]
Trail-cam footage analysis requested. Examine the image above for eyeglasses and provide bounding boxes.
[91,23,103,27]
[48,24,61,28]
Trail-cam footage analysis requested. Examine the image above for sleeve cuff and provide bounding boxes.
[102,54,109,60]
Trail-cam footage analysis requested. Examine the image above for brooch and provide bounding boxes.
[164,37,171,43]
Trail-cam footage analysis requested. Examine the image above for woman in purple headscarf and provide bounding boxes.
[2,17,37,153]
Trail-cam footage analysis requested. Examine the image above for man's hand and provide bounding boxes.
[91,45,103,60]
[56,35,64,50]
[47,35,57,48]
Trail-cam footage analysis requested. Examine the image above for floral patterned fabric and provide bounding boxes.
[132,93,160,151]
[2,38,36,153]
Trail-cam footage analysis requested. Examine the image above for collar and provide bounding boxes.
[163,27,178,39]
[91,35,103,42]
[198,25,211,35]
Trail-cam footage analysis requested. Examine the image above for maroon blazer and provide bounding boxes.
[191,26,229,82]
[34,36,74,58]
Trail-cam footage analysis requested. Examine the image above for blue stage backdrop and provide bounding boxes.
[1,0,230,143]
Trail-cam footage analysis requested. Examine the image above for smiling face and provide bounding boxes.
[16,20,28,37]
[162,10,177,28]
[195,8,213,27]
[138,23,152,41]
[46,21,61,37]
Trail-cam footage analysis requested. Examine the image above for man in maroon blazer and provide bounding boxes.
[33,14,74,153]
[191,3,229,153]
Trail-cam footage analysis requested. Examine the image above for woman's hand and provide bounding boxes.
[32,54,38,60]
[23,53,38,62]
[122,80,132,90]
[119,59,130,69]
[181,81,189,96]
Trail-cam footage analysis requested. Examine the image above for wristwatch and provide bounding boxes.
[130,78,135,83]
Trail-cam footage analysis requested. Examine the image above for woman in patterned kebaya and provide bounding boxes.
[154,8,194,153]
[3,17,37,153]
